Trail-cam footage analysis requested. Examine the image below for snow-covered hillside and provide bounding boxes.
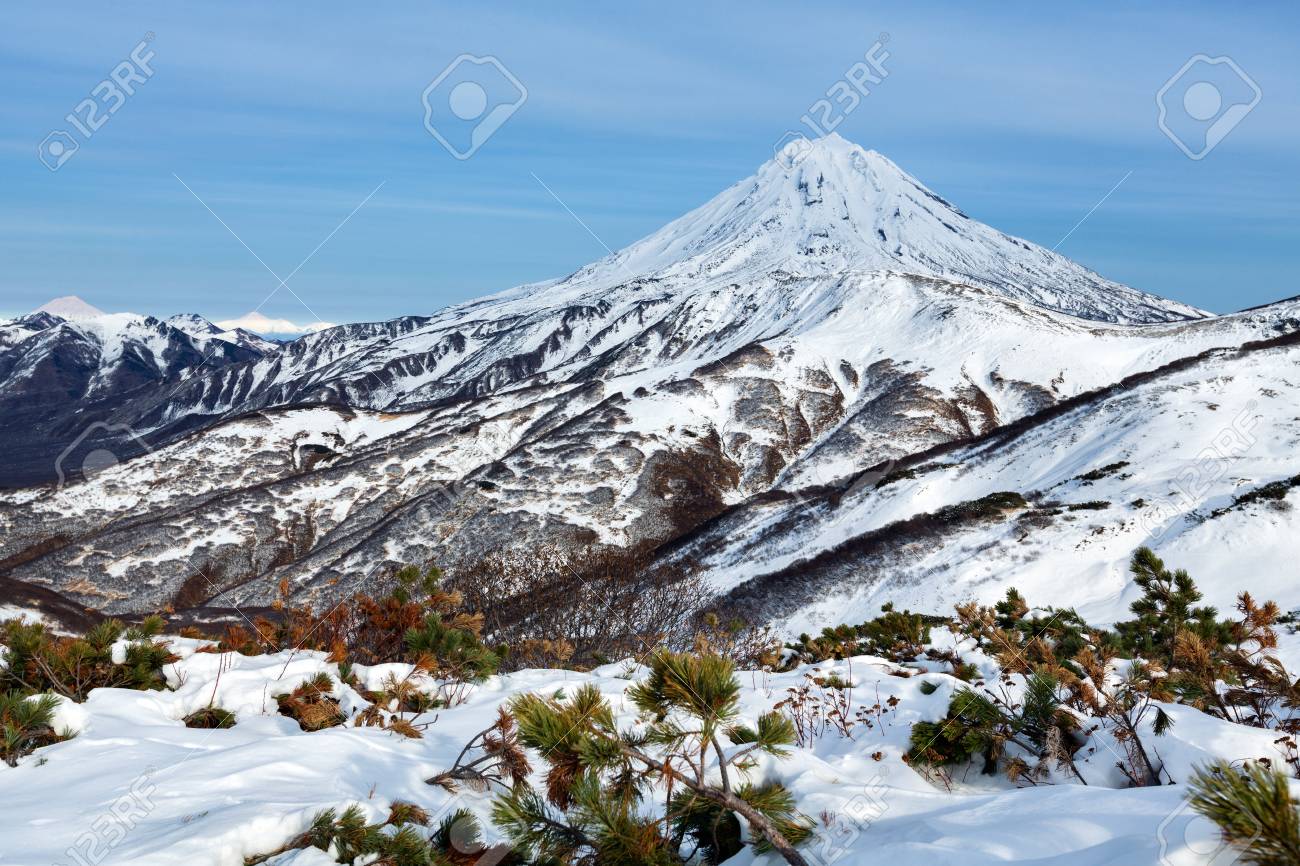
[684,326,1300,632]
[2,283,1291,617]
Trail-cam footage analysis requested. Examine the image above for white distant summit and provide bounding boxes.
[215,311,336,335]
[24,296,333,339]
[34,295,107,320]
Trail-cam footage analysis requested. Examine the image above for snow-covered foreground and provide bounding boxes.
[3,633,1295,866]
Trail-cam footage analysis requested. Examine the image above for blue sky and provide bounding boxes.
[2,2,1297,326]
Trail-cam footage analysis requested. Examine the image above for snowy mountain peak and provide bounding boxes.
[774,130,899,179]
[166,313,221,334]
[558,133,1205,325]
[13,311,64,330]
[34,295,107,321]
[168,312,283,353]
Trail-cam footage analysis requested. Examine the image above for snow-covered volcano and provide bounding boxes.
[34,294,107,321]
[0,136,1293,627]
[496,133,1204,324]
[66,136,1208,443]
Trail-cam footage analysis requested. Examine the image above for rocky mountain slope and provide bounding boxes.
[0,308,274,488]
[166,313,282,355]
[0,135,1295,627]
[673,321,1300,632]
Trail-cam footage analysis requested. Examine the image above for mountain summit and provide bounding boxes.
[542,133,1204,325]
[34,295,107,321]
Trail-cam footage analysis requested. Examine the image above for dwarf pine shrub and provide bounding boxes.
[0,691,65,767]
[0,617,175,701]
[1114,547,1229,666]
[244,801,501,866]
[907,670,1085,785]
[1188,761,1300,866]
[183,707,236,729]
[493,651,813,865]
[785,603,944,666]
[277,673,345,732]
[907,688,1002,774]
[404,612,499,681]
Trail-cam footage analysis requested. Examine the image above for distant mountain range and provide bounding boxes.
[0,305,280,488]
[1,134,1296,633]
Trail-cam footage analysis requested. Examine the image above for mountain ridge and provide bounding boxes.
[0,135,1294,630]
[0,309,275,488]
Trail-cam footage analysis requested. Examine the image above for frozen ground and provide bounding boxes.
[2,631,1295,865]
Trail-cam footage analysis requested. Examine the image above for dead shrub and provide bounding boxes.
[277,673,345,732]
[183,707,236,729]
[450,545,710,670]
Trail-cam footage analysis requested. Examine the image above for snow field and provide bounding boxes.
[1,631,1294,865]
